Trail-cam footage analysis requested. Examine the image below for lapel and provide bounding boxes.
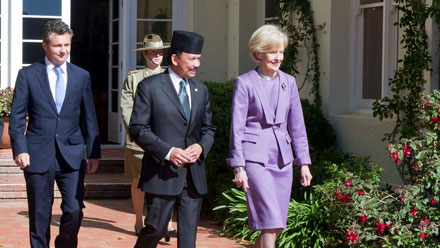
[160,72,187,121]
[274,71,289,124]
[36,60,58,114]
[249,69,274,124]
[188,79,199,124]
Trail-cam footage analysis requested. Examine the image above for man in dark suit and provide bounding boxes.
[129,30,215,248]
[9,20,101,248]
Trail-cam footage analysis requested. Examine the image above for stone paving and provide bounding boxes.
[0,198,248,248]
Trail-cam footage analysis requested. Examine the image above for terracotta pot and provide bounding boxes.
[0,116,28,149]
[1,117,10,149]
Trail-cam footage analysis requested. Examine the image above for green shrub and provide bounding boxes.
[0,87,14,117]
[203,81,235,214]
[214,149,379,247]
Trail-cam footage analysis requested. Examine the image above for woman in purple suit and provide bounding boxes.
[226,24,313,248]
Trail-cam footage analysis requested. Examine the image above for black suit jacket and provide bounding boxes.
[129,70,215,195]
[9,60,101,173]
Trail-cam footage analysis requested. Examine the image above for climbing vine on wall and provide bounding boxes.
[372,0,434,142]
[276,0,324,108]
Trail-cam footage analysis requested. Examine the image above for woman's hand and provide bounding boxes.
[235,168,249,193]
[300,165,312,187]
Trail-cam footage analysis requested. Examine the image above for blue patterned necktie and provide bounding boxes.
[54,67,66,113]
[179,80,191,121]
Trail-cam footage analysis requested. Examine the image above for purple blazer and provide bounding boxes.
[226,69,311,167]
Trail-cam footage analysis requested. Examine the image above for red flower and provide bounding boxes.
[346,231,359,243]
[360,213,367,224]
[420,233,426,240]
[428,100,433,105]
[431,117,439,123]
[357,190,364,196]
[344,181,353,187]
[390,152,400,163]
[374,221,392,233]
[431,199,437,204]
[338,194,351,203]
[376,222,386,233]
[403,148,412,157]
[410,208,418,217]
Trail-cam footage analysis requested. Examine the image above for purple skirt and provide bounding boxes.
[245,145,293,231]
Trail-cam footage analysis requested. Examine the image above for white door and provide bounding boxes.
[107,0,123,143]
[107,0,187,144]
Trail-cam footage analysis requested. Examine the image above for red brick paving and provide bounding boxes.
[0,199,248,248]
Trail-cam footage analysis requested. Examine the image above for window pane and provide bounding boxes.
[112,21,119,43]
[23,42,45,64]
[265,0,276,18]
[113,0,119,19]
[137,0,172,19]
[112,68,118,90]
[111,91,118,112]
[23,0,61,16]
[112,44,118,66]
[137,21,172,43]
[362,7,383,100]
[360,0,383,5]
[112,22,119,42]
[136,45,146,67]
[23,18,58,40]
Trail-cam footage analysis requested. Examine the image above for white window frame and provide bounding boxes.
[0,0,9,89]
[351,0,398,110]
[8,0,70,88]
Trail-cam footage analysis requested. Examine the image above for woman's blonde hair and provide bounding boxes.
[249,24,288,63]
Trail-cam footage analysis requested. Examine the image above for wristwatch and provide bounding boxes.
[234,167,245,173]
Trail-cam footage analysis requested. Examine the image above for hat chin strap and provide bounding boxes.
[145,53,161,69]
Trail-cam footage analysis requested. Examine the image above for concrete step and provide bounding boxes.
[0,173,131,199]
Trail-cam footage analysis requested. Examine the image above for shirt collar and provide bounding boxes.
[168,67,188,85]
[45,57,67,74]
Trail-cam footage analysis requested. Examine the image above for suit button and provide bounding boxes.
[56,134,59,138]
[184,122,187,126]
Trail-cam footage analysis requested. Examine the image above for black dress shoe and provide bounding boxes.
[164,232,171,242]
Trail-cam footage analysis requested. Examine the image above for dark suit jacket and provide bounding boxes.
[129,70,215,195]
[9,60,101,173]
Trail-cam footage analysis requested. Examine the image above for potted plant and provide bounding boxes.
[0,87,14,148]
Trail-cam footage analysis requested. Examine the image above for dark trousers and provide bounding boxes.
[134,175,203,248]
[24,153,86,248]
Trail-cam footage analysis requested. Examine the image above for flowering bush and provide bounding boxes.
[316,164,439,247]
[0,87,13,117]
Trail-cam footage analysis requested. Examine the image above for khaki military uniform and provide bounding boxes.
[120,66,164,177]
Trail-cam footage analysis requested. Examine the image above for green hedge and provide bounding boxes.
[203,81,336,213]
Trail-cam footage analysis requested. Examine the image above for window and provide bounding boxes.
[265,0,278,24]
[352,0,398,109]
[22,0,62,66]
[136,0,172,67]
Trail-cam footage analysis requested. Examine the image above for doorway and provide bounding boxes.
[70,0,112,143]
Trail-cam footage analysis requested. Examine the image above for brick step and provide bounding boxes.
[0,173,131,199]
[0,158,125,174]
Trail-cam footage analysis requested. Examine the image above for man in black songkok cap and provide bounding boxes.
[129,30,216,248]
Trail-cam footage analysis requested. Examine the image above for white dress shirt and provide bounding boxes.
[45,57,68,102]
[168,67,192,108]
